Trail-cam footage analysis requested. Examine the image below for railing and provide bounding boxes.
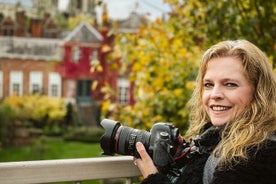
[0,156,141,184]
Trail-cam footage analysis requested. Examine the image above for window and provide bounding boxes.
[77,80,92,97]
[12,83,20,95]
[50,84,58,97]
[10,71,23,96]
[32,84,40,93]
[76,0,82,9]
[117,78,130,104]
[91,50,98,61]
[76,79,92,105]
[30,72,43,94]
[72,46,80,63]
[2,28,14,36]
[0,71,3,99]
[49,72,61,97]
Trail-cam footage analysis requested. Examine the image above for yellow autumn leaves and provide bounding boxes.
[100,17,201,131]
[1,95,66,127]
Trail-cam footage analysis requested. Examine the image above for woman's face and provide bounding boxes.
[202,57,254,126]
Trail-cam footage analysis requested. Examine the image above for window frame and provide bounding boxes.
[10,71,23,96]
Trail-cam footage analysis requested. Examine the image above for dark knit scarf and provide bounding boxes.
[142,125,276,184]
[164,123,223,184]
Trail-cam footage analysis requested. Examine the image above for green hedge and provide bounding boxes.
[63,126,104,143]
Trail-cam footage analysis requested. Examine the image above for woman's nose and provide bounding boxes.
[210,86,224,100]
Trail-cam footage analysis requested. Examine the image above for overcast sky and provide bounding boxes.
[0,0,171,20]
[102,0,171,20]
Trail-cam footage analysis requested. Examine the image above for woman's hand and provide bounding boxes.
[134,142,158,178]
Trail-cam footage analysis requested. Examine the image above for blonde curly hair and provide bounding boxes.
[186,40,276,166]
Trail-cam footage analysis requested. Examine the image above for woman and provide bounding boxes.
[134,40,276,184]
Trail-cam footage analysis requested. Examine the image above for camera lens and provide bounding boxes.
[100,119,151,156]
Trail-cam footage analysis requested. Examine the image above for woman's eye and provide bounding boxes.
[225,83,238,87]
[204,83,213,87]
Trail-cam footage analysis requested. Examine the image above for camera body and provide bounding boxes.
[148,121,180,167]
[100,119,179,167]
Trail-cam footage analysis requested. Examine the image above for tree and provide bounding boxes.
[100,0,276,131]
[167,0,276,65]
[67,14,95,30]
[104,17,202,131]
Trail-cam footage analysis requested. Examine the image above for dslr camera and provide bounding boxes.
[100,119,180,167]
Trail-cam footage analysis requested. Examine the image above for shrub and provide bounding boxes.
[0,95,67,146]
[1,95,66,128]
[0,104,17,146]
[63,126,104,143]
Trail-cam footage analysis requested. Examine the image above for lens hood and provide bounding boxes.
[100,119,121,155]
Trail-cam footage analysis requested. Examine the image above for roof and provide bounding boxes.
[0,36,62,61]
[63,22,103,46]
[117,12,147,33]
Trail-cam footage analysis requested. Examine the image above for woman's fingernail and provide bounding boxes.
[136,142,143,150]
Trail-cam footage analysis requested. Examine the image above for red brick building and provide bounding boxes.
[0,15,111,125]
[0,7,146,125]
[0,36,62,98]
[0,9,63,97]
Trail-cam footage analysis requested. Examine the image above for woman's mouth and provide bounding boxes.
[211,105,231,111]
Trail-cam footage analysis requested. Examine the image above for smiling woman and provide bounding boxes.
[133,40,276,184]
[202,57,254,127]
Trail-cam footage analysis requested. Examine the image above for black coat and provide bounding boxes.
[141,124,276,184]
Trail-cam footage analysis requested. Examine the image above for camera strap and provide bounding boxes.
[162,142,205,183]
[163,124,223,181]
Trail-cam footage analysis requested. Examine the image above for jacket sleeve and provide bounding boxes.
[141,173,172,184]
[211,139,276,184]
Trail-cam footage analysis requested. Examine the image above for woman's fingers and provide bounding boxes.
[136,142,151,160]
[135,142,158,178]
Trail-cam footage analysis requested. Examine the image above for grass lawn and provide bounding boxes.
[0,137,102,162]
[0,137,104,184]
